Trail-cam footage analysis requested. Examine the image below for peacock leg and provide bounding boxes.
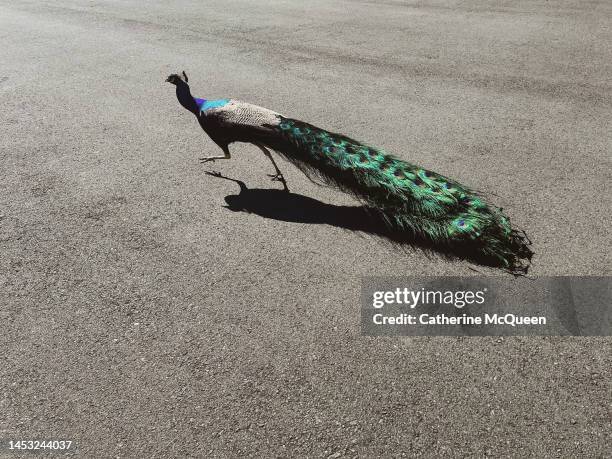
[200,145,231,163]
[256,144,289,192]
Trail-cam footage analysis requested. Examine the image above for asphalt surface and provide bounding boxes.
[1,0,611,457]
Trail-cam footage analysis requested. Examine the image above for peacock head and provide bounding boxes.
[165,71,189,85]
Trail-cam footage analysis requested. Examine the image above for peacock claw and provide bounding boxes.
[267,173,289,191]
[199,157,216,164]
[205,171,222,178]
[267,173,287,182]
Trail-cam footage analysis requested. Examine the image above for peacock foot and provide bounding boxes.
[267,173,289,192]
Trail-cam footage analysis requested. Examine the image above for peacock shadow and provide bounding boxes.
[205,171,507,270]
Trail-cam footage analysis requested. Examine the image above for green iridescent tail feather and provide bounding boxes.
[263,117,533,274]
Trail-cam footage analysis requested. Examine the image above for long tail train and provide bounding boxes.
[260,117,533,274]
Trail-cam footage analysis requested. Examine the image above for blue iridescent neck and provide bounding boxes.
[194,97,230,113]
[175,83,198,114]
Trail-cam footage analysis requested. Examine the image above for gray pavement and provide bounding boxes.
[1,0,610,457]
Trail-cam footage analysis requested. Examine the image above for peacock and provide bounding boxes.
[166,71,533,274]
